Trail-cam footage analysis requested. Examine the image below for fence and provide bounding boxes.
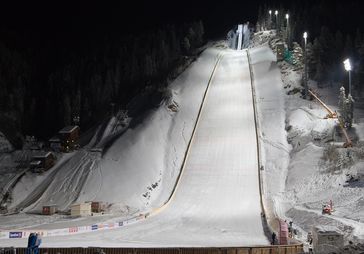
[11,245,303,254]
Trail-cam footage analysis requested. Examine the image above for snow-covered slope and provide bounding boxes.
[249,46,291,220]
[5,48,221,216]
[77,47,224,213]
[0,46,269,247]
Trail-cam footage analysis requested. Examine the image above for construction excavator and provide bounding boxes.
[308,89,352,148]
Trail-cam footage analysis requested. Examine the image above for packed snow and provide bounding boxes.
[0,31,363,249]
[0,46,268,247]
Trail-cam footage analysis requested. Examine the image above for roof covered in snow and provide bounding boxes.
[32,151,53,158]
[30,160,42,166]
[59,126,79,134]
[315,225,342,234]
[49,136,61,142]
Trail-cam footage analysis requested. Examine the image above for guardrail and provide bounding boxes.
[0,213,148,240]
[10,245,304,254]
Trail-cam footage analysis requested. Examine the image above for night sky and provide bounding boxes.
[0,1,261,39]
[1,0,363,41]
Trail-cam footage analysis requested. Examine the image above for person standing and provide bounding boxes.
[33,233,42,254]
[26,233,36,254]
[271,231,276,245]
[308,238,313,253]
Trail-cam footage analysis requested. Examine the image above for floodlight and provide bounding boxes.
[343,59,352,71]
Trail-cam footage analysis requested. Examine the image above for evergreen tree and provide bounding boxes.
[194,21,204,46]
[315,57,324,83]
[144,54,156,78]
[312,38,323,81]
[318,26,335,75]
[63,94,72,126]
[354,28,362,52]
[182,37,190,55]
[338,86,346,117]
[345,94,354,128]
[334,30,344,60]
[187,27,196,48]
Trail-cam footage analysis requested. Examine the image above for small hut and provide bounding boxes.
[91,201,106,213]
[313,226,343,254]
[30,152,55,172]
[58,126,80,152]
[71,202,91,217]
[42,205,58,215]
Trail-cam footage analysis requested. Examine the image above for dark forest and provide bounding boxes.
[0,0,363,148]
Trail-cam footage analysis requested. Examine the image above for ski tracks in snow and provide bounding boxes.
[14,150,100,212]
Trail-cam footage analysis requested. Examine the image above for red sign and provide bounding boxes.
[69,227,78,233]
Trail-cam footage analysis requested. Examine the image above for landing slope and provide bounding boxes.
[7,48,268,247]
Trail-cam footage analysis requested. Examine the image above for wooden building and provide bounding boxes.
[49,136,62,152]
[42,205,58,215]
[30,152,55,173]
[58,126,80,152]
[71,202,91,217]
[91,201,106,213]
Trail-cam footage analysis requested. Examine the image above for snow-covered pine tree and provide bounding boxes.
[345,94,354,128]
[292,42,304,69]
[338,86,346,117]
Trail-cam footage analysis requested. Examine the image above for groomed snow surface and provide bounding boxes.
[0,46,269,247]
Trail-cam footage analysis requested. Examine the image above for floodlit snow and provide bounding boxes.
[1,35,363,248]
[0,48,221,223]
[248,46,291,219]
[0,46,268,247]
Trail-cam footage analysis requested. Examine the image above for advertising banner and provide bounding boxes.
[9,232,22,238]
[69,227,78,233]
